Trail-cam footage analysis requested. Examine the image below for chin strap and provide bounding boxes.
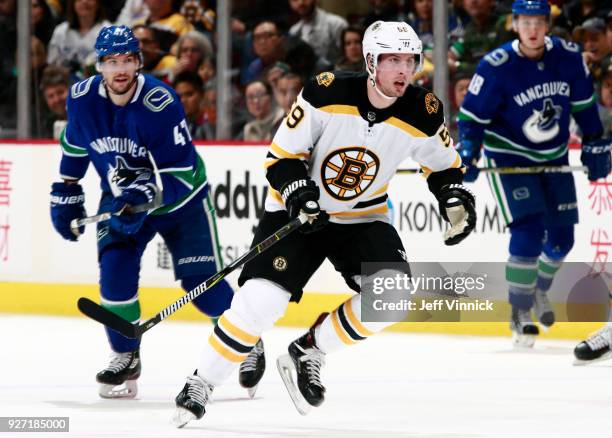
[368,75,396,101]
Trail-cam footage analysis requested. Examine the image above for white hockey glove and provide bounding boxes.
[437,184,476,246]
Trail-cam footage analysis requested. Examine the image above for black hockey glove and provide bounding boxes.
[281,178,329,233]
[437,184,476,246]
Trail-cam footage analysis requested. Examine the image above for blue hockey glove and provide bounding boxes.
[437,184,476,246]
[581,138,611,181]
[281,178,329,233]
[456,139,481,183]
[109,183,158,235]
[50,182,86,241]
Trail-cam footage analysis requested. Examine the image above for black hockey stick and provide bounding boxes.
[77,213,309,338]
[70,199,161,235]
[397,165,587,175]
[70,152,164,236]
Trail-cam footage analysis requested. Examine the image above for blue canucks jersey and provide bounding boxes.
[459,37,603,164]
[59,73,207,214]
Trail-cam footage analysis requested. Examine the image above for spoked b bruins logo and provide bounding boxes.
[321,147,379,201]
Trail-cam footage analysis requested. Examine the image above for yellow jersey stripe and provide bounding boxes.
[264,158,280,169]
[450,152,462,168]
[318,104,360,116]
[368,183,389,198]
[218,315,259,345]
[330,204,389,218]
[269,142,310,160]
[268,187,283,204]
[209,335,247,363]
[345,298,375,337]
[331,310,356,345]
[385,117,427,138]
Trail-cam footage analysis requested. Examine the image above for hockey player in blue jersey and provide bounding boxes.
[458,0,611,347]
[49,26,265,398]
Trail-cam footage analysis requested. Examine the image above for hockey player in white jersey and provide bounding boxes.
[172,20,476,426]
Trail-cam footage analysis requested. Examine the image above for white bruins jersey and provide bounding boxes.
[264,71,462,224]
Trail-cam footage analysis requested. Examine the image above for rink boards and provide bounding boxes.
[0,141,609,339]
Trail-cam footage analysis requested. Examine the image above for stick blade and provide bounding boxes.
[77,297,139,339]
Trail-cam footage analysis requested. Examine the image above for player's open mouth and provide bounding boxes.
[394,81,405,88]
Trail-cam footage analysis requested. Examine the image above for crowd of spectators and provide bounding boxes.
[0,0,610,140]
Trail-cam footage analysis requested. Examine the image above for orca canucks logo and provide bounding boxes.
[107,156,152,196]
[522,98,562,143]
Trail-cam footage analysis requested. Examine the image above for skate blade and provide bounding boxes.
[276,355,311,416]
[246,385,258,399]
[512,332,536,348]
[573,351,612,366]
[98,380,137,399]
[172,407,196,428]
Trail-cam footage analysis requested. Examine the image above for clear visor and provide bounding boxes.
[98,55,140,73]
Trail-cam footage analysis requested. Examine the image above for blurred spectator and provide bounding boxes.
[448,0,505,77]
[274,71,303,115]
[362,0,403,29]
[598,53,612,136]
[288,0,348,66]
[449,68,474,140]
[173,71,211,140]
[335,26,365,72]
[573,17,610,80]
[37,65,69,139]
[0,0,16,136]
[607,10,612,49]
[285,35,331,82]
[133,24,177,82]
[244,21,286,84]
[47,0,110,77]
[232,0,292,33]
[407,0,463,51]
[562,0,599,30]
[137,0,194,38]
[202,79,217,138]
[32,0,58,48]
[116,0,149,26]
[173,31,214,77]
[242,80,284,141]
[266,61,291,92]
[198,54,216,85]
[180,0,216,35]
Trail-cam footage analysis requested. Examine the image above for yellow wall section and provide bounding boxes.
[0,282,603,340]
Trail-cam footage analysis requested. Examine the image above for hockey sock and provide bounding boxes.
[100,244,141,352]
[197,279,290,385]
[506,255,538,310]
[536,253,563,292]
[314,294,392,354]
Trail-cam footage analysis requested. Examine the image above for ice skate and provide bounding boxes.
[96,349,141,399]
[277,328,326,415]
[533,289,555,328]
[172,371,214,428]
[574,326,612,365]
[239,338,265,398]
[510,307,539,348]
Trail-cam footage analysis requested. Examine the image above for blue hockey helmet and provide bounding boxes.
[95,25,141,62]
[512,0,551,17]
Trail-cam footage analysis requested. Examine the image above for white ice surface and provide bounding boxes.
[1,314,611,438]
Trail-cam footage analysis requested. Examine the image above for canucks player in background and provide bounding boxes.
[458,0,611,347]
[49,26,264,398]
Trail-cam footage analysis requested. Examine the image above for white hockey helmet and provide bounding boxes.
[362,21,423,79]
